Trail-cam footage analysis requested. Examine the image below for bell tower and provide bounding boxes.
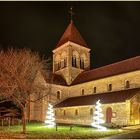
[52,9,90,85]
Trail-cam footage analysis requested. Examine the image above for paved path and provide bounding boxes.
[102,129,140,139]
[122,125,140,130]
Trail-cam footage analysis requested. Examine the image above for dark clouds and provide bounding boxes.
[0,2,140,68]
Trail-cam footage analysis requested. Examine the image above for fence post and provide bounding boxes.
[70,125,73,131]
[56,124,58,131]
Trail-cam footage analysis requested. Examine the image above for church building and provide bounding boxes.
[31,19,140,127]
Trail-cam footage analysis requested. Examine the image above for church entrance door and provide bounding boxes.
[106,107,112,123]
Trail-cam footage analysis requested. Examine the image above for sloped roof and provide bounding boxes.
[43,71,67,86]
[72,56,140,85]
[54,88,140,108]
[56,20,88,48]
[52,74,67,86]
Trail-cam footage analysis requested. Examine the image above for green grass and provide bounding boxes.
[0,122,127,139]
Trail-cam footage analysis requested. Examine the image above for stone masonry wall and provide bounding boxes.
[130,92,140,125]
[53,41,90,85]
[55,102,129,126]
[69,70,140,97]
[30,69,140,122]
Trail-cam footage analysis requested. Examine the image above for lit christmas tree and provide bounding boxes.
[45,103,56,128]
[91,100,107,131]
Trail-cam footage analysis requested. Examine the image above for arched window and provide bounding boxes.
[72,55,76,67]
[75,109,78,115]
[57,91,61,99]
[108,84,112,91]
[81,89,84,96]
[125,80,130,88]
[90,108,94,115]
[93,87,96,93]
[63,110,66,116]
[61,51,67,68]
[80,58,84,69]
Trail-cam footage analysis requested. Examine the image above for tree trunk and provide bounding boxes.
[1,119,3,127]
[8,118,10,129]
[22,107,26,134]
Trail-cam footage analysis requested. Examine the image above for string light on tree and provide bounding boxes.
[45,103,56,128]
[91,100,107,131]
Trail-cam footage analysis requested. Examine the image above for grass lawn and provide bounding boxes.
[0,122,127,139]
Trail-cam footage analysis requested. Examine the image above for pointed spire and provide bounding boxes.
[55,16,89,49]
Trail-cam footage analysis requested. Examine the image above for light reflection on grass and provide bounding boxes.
[0,122,125,139]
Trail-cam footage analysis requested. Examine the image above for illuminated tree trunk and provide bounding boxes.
[22,107,26,134]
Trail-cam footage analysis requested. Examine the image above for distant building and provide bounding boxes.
[30,19,140,126]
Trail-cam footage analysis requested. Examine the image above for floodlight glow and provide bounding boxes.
[45,103,56,128]
[91,100,107,131]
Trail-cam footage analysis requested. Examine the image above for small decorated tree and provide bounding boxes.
[45,103,56,128]
[91,100,107,131]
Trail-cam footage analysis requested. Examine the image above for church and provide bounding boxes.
[31,18,140,127]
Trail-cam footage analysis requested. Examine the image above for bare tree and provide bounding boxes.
[0,48,48,133]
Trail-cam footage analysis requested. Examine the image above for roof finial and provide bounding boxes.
[69,6,74,22]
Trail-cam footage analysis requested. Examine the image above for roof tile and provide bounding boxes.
[54,88,140,108]
[56,20,88,48]
[72,56,140,85]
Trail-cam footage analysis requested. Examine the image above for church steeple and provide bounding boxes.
[52,11,90,85]
[56,20,89,49]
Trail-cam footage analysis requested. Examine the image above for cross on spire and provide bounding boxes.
[69,6,74,21]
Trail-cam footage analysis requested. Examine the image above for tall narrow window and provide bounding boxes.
[75,109,78,115]
[72,56,74,67]
[72,57,74,66]
[90,108,94,115]
[80,58,84,69]
[81,89,84,96]
[125,80,130,88]
[57,91,61,99]
[74,57,76,67]
[108,84,112,91]
[72,56,76,67]
[93,87,96,93]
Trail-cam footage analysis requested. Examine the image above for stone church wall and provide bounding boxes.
[30,83,68,121]
[29,69,140,122]
[69,70,140,97]
[55,102,130,126]
[130,93,140,125]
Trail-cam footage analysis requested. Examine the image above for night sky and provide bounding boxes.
[0,1,140,69]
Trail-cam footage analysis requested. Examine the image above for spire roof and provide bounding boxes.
[55,20,89,48]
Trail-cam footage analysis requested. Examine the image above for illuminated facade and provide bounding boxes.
[31,20,140,126]
[53,20,90,85]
